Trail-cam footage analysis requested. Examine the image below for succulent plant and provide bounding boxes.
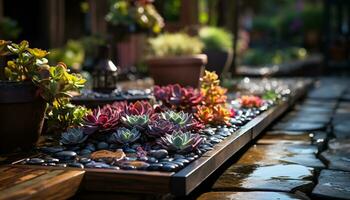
[160,111,192,128]
[146,118,178,138]
[109,127,141,145]
[154,84,203,112]
[121,114,149,130]
[158,131,203,153]
[84,104,120,133]
[60,128,88,145]
[196,105,233,125]
[196,71,232,125]
[124,101,154,116]
[239,95,263,108]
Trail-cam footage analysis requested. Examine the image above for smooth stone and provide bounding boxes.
[203,128,215,136]
[56,163,67,167]
[124,147,136,153]
[209,137,222,144]
[213,164,314,193]
[85,143,96,152]
[119,161,150,170]
[85,161,111,169]
[312,170,350,200]
[160,158,173,162]
[40,146,65,154]
[149,149,168,160]
[186,156,196,162]
[27,158,45,165]
[109,144,119,150]
[146,157,158,163]
[43,163,56,167]
[45,158,60,163]
[173,154,185,159]
[174,158,190,164]
[320,150,350,171]
[67,146,80,152]
[90,150,126,163]
[171,161,184,168]
[161,164,178,172]
[97,142,109,150]
[147,163,163,171]
[138,156,148,162]
[124,156,137,161]
[131,143,142,149]
[79,157,91,164]
[197,191,306,200]
[68,162,84,169]
[80,149,92,156]
[54,151,77,160]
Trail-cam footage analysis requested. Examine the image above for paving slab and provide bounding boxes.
[272,122,327,132]
[280,154,325,169]
[333,124,350,139]
[212,164,314,193]
[320,150,350,171]
[280,114,331,124]
[328,139,350,151]
[312,170,350,200]
[197,191,307,200]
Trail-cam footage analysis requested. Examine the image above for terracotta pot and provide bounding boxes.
[204,50,233,76]
[0,81,47,153]
[147,54,207,87]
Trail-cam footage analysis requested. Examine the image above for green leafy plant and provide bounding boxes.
[148,32,204,57]
[106,0,164,34]
[199,26,233,52]
[48,40,85,71]
[0,40,87,132]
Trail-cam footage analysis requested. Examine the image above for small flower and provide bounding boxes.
[60,128,88,145]
[110,127,141,145]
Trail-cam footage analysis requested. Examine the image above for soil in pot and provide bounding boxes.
[147,54,207,88]
[204,50,233,76]
[0,81,47,153]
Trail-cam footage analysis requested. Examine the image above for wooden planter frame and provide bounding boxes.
[8,83,308,197]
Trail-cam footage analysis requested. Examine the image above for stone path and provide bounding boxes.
[198,78,350,200]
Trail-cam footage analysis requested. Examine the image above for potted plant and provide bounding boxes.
[0,40,86,152]
[199,26,233,76]
[105,0,164,70]
[147,32,207,87]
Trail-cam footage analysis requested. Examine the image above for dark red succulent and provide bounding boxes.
[83,104,120,134]
[146,118,178,138]
[124,101,154,116]
[154,84,203,112]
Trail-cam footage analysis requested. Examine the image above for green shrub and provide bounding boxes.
[199,26,233,52]
[148,32,204,57]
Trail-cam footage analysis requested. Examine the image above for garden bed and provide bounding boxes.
[8,79,309,196]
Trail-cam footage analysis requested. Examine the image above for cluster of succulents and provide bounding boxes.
[239,95,264,108]
[196,71,234,125]
[154,84,203,112]
[158,131,203,153]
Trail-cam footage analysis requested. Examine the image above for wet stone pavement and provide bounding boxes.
[198,78,350,200]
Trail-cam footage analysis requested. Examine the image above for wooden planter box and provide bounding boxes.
[8,82,309,197]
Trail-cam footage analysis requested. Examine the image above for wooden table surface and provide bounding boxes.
[0,166,84,200]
